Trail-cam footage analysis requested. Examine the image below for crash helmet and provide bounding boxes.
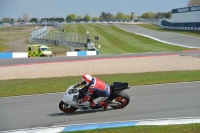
[81,74,93,86]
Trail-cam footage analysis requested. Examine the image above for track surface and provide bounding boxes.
[117,24,200,48]
[1,82,200,131]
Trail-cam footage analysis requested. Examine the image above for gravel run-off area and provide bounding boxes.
[1,55,200,80]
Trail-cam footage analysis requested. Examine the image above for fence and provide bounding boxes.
[29,26,48,41]
[34,32,87,48]
[138,18,158,23]
[52,22,63,30]
[153,22,200,31]
[29,24,88,48]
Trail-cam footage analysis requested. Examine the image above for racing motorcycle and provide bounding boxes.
[59,82,130,113]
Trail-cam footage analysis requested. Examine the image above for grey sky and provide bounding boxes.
[0,0,189,20]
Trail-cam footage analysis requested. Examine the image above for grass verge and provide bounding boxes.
[63,123,200,133]
[62,24,195,54]
[0,26,35,51]
[135,24,200,37]
[0,70,200,97]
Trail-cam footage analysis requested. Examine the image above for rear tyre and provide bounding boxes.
[110,92,130,109]
[59,101,78,113]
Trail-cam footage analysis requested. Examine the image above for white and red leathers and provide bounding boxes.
[81,77,110,107]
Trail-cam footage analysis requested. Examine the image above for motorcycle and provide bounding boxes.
[59,82,130,113]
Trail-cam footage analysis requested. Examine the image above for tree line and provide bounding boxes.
[187,0,200,6]
[0,11,171,23]
[1,0,199,23]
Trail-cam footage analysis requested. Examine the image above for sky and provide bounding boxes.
[0,0,189,21]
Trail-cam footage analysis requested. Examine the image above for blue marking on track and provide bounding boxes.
[61,121,138,132]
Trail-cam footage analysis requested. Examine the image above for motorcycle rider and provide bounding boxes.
[73,74,110,110]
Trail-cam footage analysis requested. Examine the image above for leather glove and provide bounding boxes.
[73,83,80,88]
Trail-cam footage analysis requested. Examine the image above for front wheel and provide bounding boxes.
[59,101,78,113]
[109,92,130,109]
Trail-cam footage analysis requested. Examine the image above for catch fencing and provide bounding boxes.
[52,22,63,30]
[29,26,48,41]
[34,32,87,48]
[29,23,87,48]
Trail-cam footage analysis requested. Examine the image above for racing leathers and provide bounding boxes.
[76,77,110,109]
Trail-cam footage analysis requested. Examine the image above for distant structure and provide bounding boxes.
[131,12,134,21]
[161,5,200,27]
[172,5,200,23]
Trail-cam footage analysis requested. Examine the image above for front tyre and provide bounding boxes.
[110,92,130,109]
[59,101,78,113]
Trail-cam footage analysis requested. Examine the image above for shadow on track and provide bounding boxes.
[48,108,118,117]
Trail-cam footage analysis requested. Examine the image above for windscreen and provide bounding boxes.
[41,48,50,51]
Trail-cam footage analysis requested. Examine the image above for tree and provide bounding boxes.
[29,18,38,22]
[53,17,65,22]
[106,13,113,20]
[49,17,55,22]
[11,18,14,22]
[164,12,172,18]
[115,12,123,20]
[100,12,113,21]
[77,15,82,19]
[141,12,156,19]
[40,18,49,22]
[113,12,131,21]
[154,12,171,19]
[76,15,83,21]
[58,17,65,22]
[187,0,200,6]
[2,17,11,23]
[84,14,91,21]
[100,12,106,20]
[66,14,76,21]
[23,13,29,22]
[17,17,24,22]
[92,17,100,21]
[126,15,132,20]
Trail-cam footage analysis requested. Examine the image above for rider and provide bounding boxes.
[73,74,110,110]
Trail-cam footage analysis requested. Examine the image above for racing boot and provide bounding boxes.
[99,101,108,110]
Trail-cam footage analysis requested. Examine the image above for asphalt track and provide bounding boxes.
[0,82,200,132]
[117,24,200,48]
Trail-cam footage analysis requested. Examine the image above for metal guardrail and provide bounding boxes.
[29,23,87,48]
[153,22,200,31]
[52,22,63,30]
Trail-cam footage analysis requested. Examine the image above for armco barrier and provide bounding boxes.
[0,52,28,59]
[66,51,97,56]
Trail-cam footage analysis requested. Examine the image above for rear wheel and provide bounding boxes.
[59,101,78,113]
[109,92,130,109]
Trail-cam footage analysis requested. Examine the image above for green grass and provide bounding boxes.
[63,123,200,133]
[1,70,200,97]
[63,24,195,54]
[0,27,30,31]
[0,24,197,52]
[0,26,33,51]
[135,24,200,37]
[0,32,29,51]
[0,38,8,51]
